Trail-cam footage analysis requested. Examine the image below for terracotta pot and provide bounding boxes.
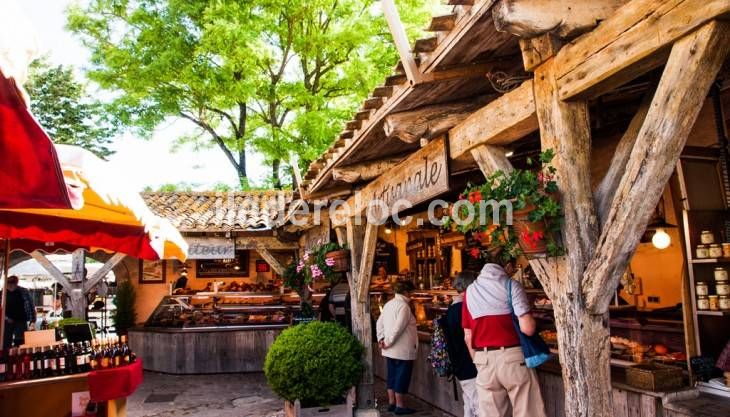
[512,205,548,256]
[325,250,351,272]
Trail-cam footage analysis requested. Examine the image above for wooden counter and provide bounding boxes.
[128,325,286,374]
[0,373,126,417]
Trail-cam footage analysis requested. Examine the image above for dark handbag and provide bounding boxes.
[506,279,551,368]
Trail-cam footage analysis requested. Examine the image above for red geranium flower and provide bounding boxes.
[469,247,481,259]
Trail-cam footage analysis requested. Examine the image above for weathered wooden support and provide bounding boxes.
[519,34,562,71]
[384,97,490,143]
[449,80,537,158]
[234,236,298,250]
[555,0,730,100]
[344,217,377,410]
[256,246,286,276]
[84,253,126,292]
[346,120,362,131]
[470,145,513,174]
[493,0,627,38]
[357,222,379,303]
[533,53,606,417]
[355,110,374,122]
[332,157,404,183]
[594,88,654,226]
[584,20,730,313]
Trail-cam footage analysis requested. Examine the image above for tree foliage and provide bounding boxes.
[25,58,119,158]
[66,0,436,188]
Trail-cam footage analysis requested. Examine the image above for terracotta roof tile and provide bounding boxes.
[142,191,292,232]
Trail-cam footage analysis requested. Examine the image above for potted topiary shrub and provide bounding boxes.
[265,321,363,416]
[112,280,137,336]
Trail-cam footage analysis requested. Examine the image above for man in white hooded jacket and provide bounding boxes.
[376,280,418,415]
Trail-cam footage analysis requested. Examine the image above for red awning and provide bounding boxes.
[0,72,70,209]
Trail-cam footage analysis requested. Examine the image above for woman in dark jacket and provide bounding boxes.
[443,271,479,417]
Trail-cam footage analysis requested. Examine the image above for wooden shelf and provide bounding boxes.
[690,257,730,264]
[696,310,730,316]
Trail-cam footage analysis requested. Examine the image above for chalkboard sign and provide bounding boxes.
[373,239,398,274]
[196,251,249,277]
[293,315,317,326]
[690,355,718,382]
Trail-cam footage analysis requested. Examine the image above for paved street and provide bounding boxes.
[128,372,454,417]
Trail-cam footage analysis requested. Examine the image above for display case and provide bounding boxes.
[144,293,305,329]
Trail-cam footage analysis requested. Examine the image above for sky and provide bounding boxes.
[16,0,268,191]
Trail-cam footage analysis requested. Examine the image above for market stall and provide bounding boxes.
[127,191,308,374]
[287,1,730,414]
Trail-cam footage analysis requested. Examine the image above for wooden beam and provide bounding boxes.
[84,253,125,293]
[448,0,474,5]
[493,0,627,39]
[71,248,85,282]
[363,97,386,110]
[519,34,562,71]
[413,37,438,53]
[449,80,538,158]
[419,60,511,84]
[470,145,513,174]
[427,14,457,32]
[385,73,408,86]
[355,110,373,121]
[384,97,491,143]
[256,246,286,276]
[31,250,72,290]
[594,88,654,226]
[584,20,730,313]
[357,222,379,302]
[345,120,362,131]
[234,236,298,250]
[372,85,394,98]
[555,0,730,100]
[332,157,404,183]
[381,0,422,84]
[534,57,598,282]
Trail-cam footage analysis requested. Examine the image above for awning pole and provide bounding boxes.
[0,239,10,349]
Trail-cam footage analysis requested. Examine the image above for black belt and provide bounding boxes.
[474,345,520,352]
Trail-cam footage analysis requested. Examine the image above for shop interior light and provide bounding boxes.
[651,228,671,250]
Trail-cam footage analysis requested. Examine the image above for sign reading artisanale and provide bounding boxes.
[186,237,236,260]
[353,136,449,217]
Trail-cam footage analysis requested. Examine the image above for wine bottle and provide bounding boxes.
[88,341,99,371]
[100,339,111,369]
[120,335,131,364]
[112,338,122,367]
[56,345,66,375]
[45,345,57,377]
[33,346,44,378]
[21,348,32,380]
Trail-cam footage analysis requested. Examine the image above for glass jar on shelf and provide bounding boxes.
[696,245,709,259]
[708,295,720,311]
[714,267,728,281]
[716,281,730,296]
[723,243,730,258]
[696,282,709,296]
[700,230,715,244]
[719,295,730,311]
[709,244,723,258]
[697,296,710,310]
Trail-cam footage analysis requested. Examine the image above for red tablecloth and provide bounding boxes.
[88,360,143,402]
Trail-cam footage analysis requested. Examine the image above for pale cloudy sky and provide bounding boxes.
[17,0,268,190]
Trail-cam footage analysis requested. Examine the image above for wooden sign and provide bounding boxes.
[351,137,449,218]
[186,237,235,260]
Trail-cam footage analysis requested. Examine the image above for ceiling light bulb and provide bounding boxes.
[385,227,392,234]
[652,228,671,250]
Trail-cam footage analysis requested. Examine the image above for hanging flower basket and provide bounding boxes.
[513,205,548,257]
[325,249,351,273]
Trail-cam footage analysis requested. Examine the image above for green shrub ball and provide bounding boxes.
[264,321,364,407]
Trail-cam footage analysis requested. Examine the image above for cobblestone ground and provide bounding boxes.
[128,372,454,417]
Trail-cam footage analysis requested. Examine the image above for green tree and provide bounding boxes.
[67,0,435,189]
[25,58,119,158]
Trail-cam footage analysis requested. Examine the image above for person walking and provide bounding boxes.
[462,264,547,417]
[376,280,418,415]
[3,276,36,349]
[442,271,480,417]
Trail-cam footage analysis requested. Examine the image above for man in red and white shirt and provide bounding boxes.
[462,264,547,417]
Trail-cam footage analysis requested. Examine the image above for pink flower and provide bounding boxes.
[302,252,310,261]
[310,264,323,279]
[325,257,336,267]
[296,260,305,273]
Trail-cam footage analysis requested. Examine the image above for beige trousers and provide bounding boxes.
[473,347,547,417]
